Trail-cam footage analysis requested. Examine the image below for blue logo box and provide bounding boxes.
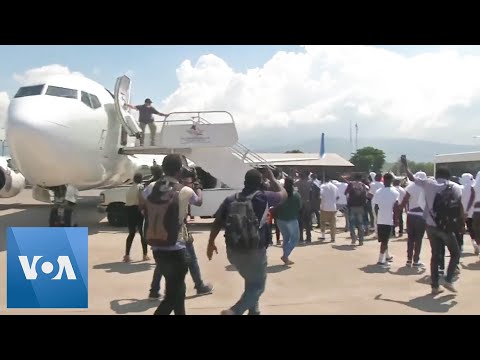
[7,227,88,308]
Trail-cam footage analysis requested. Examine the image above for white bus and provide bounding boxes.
[434,151,480,176]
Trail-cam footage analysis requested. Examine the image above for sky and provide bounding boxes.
[2,44,480,147]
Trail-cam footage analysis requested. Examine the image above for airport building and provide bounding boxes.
[254,152,354,178]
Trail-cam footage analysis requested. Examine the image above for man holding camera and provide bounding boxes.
[147,165,213,301]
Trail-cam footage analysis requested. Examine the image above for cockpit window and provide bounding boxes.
[81,91,102,109]
[81,91,92,108]
[45,86,78,99]
[14,85,45,98]
[90,94,101,109]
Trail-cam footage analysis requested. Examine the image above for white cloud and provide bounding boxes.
[13,64,84,85]
[0,92,9,140]
[162,46,480,144]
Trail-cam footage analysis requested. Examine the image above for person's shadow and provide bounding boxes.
[110,298,159,314]
[93,261,155,274]
[374,293,457,313]
[389,266,426,276]
[461,262,480,271]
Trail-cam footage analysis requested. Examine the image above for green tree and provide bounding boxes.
[285,150,303,153]
[350,147,386,173]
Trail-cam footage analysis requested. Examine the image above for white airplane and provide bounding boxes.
[3,73,157,223]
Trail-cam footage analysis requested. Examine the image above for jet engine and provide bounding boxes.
[0,160,26,198]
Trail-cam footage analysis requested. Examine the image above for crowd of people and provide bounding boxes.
[120,153,480,315]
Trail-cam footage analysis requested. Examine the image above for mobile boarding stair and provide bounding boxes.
[112,75,276,188]
[118,111,276,189]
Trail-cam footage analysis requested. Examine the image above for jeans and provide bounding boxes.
[338,204,349,230]
[152,249,188,315]
[426,226,460,288]
[406,214,426,263]
[226,247,267,315]
[277,219,299,259]
[349,206,365,242]
[150,241,204,296]
[366,199,374,228]
[298,203,312,241]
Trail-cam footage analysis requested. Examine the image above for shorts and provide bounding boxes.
[377,224,393,243]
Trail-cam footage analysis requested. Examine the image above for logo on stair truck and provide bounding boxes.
[7,227,88,308]
[181,122,210,144]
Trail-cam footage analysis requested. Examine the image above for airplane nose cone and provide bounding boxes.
[7,101,71,185]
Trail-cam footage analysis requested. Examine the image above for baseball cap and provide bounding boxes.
[145,98,152,104]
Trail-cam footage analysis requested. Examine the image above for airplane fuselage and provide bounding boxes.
[6,74,138,191]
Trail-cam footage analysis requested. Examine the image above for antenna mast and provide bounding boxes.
[355,122,358,151]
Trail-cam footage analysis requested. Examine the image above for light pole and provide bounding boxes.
[0,126,4,156]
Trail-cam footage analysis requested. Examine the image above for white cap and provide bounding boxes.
[414,171,427,180]
[461,173,475,187]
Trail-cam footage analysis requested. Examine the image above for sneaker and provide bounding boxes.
[377,261,390,268]
[196,283,214,296]
[281,256,295,265]
[358,241,364,246]
[431,286,445,295]
[406,260,412,267]
[413,262,425,268]
[386,256,394,263]
[123,255,131,263]
[319,236,326,240]
[443,281,457,293]
[148,293,161,301]
[143,255,151,261]
[438,268,445,276]
[276,241,281,246]
[220,309,235,315]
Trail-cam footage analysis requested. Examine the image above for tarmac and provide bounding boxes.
[1,189,479,315]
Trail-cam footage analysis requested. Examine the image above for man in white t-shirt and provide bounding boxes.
[319,176,339,242]
[372,173,400,267]
[400,171,427,267]
[368,173,384,233]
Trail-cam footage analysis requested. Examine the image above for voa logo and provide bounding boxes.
[18,256,77,280]
[7,227,88,309]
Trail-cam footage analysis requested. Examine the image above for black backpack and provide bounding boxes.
[348,181,367,207]
[224,191,265,250]
[432,184,463,233]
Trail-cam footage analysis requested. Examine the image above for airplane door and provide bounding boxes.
[114,75,142,137]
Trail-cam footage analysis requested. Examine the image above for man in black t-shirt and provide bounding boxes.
[126,98,167,146]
